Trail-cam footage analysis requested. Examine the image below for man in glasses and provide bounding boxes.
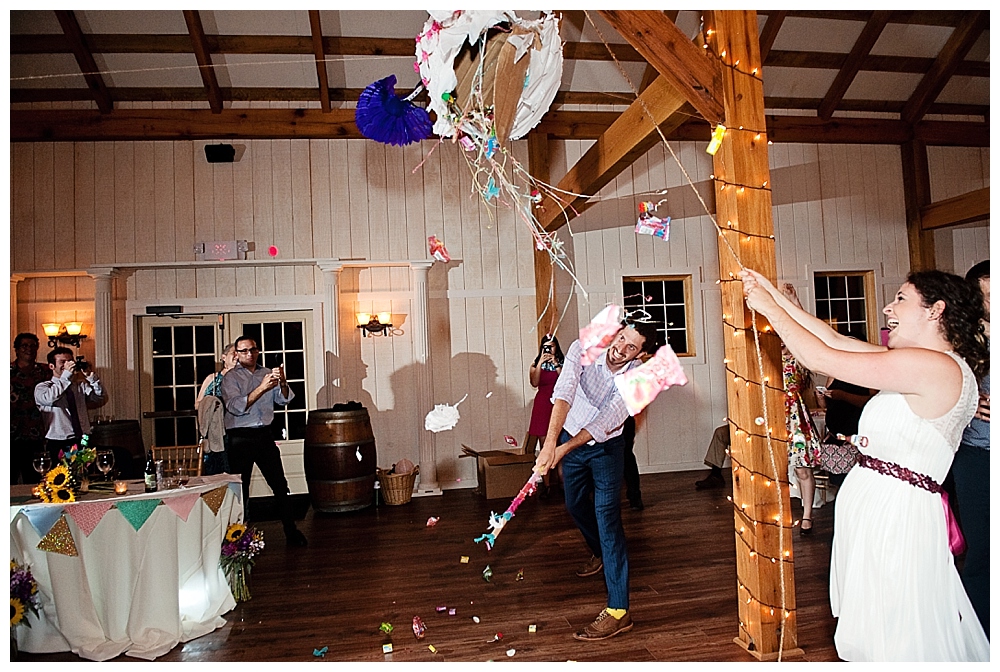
[221,335,307,547]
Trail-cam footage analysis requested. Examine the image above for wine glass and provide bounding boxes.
[176,465,189,487]
[32,453,52,480]
[96,450,115,481]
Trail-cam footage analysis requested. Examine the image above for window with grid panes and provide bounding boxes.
[813,271,877,343]
[150,324,218,446]
[622,275,694,356]
[236,321,308,441]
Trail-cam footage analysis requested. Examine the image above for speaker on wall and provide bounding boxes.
[204,144,236,163]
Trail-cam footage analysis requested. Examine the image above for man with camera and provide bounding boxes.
[34,346,107,460]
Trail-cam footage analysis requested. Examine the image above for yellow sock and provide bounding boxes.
[606,608,627,620]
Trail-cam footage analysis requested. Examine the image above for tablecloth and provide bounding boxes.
[10,473,243,661]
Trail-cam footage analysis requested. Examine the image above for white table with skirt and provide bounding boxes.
[10,473,243,661]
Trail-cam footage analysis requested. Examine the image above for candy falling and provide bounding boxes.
[426,516,439,527]
[412,616,427,639]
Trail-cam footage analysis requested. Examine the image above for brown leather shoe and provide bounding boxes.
[576,555,603,577]
[573,609,634,641]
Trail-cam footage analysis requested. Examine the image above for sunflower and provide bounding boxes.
[11,597,25,627]
[225,524,247,543]
[53,486,75,503]
[45,464,71,489]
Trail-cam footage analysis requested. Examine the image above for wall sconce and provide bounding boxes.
[42,322,88,348]
[356,312,393,337]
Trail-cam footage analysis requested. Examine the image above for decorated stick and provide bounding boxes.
[474,471,543,550]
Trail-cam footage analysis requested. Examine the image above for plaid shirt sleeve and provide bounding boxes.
[551,339,583,406]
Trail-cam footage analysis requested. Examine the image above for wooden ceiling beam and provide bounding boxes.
[537,77,694,231]
[9,109,987,148]
[818,11,891,120]
[637,11,679,94]
[183,10,224,114]
[599,10,724,124]
[308,10,331,113]
[901,10,987,125]
[53,10,113,114]
[757,10,786,62]
[920,187,989,231]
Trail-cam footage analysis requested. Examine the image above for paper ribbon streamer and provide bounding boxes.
[578,304,623,366]
[428,235,451,262]
[117,499,161,532]
[474,471,542,550]
[22,505,66,539]
[37,515,79,556]
[65,501,114,537]
[163,490,202,523]
[201,485,228,514]
[425,394,468,433]
[614,344,689,416]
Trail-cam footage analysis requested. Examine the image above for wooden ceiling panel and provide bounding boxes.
[98,53,203,88]
[76,10,186,34]
[870,22,957,58]
[845,70,924,104]
[769,15,866,53]
[217,54,320,89]
[207,10,310,36]
[10,53,88,89]
[936,75,992,106]
[762,66,839,100]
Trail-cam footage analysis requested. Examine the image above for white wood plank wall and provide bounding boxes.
[10,137,989,484]
[926,146,990,275]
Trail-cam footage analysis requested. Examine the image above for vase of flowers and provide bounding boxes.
[11,560,41,658]
[220,523,264,602]
[60,441,96,495]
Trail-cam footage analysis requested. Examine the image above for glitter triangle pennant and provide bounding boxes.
[163,490,201,523]
[201,485,228,515]
[22,505,66,539]
[36,515,79,556]
[117,498,161,532]
[65,501,115,537]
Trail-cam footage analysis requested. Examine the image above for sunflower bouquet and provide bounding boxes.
[33,464,76,503]
[219,523,265,602]
[11,559,41,656]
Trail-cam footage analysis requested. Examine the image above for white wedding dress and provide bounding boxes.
[829,351,989,661]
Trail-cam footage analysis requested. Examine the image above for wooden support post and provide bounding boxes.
[900,139,936,271]
[527,131,557,336]
[706,11,801,659]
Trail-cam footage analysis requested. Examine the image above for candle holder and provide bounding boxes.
[113,480,129,495]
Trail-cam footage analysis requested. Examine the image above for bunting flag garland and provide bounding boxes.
[65,501,115,537]
[117,499,161,532]
[201,485,229,515]
[227,481,243,502]
[22,505,65,540]
[163,490,202,523]
[36,515,79,557]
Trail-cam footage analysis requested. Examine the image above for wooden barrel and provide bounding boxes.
[304,408,377,512]
[88,420,145,479]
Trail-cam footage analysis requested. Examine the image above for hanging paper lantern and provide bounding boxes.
[355,75,433,146]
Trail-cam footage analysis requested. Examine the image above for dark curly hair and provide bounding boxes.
[906,270,989,381]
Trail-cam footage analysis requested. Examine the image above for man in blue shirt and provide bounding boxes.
[951,260,989,635]
[221,335,307,547]
[534,320,660,641]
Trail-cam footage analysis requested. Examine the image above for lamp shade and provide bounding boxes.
[42,323,61,337]
[65,322,84,336]
[376,312,392,325]
[356,312,371,326]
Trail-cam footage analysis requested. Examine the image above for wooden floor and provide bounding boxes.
[19,470,843,662]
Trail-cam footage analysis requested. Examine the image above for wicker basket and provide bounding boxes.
[377,465,419,506]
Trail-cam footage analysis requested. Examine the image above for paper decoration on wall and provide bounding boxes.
[428,235,451,262]
[65,501,115,537]
[636,201,670,240]
[37,515,79,557]
[614,344,689,416]
[201,485,229,514]
[578,304,623,366]
[163,490,202,523]
[425,394,468,432]
[355,75,433,146]
[118,499,161,532]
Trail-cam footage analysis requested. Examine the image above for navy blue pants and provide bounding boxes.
[560,430,630,610]
[952,442,990,637]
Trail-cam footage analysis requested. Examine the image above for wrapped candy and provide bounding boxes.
[428,235,451,263]
[412,616,427,640]
[614,344,689,415]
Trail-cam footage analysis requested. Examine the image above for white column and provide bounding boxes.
[89,267,117,417]
[410,260,441,496]
[317,260,344,408]
[10,275,24,345]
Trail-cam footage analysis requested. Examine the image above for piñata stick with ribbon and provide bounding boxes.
[474,471,543,551]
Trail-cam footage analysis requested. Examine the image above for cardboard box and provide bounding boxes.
[461,445,537,500]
